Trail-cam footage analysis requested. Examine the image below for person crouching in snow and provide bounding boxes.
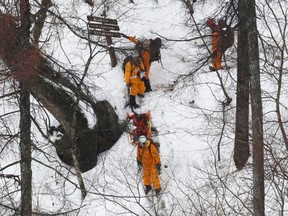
[137,135,162,195]
[124,56,146,109]
[206,18,227,71]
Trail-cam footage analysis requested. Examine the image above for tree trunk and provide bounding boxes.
[19,86,32,216]
[234,0,251,170]
[19,0,32,215]
[246,1,265,215]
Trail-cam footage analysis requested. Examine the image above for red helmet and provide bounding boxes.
[206,18,215,26]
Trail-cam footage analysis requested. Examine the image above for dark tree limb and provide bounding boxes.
[32,0,53,46]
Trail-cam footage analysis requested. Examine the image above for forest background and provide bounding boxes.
[0,0,288,215]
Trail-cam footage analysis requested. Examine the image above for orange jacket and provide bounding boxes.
[208,23,221,52]
[137,140,160,168]
[124,60,146,95]
[207,22,223,69]
[124,60,145,85]
[137,140,161,189]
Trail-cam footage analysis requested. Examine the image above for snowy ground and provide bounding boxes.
[0,1,237,215]
[33,1,225,215]
[1,0,287,215]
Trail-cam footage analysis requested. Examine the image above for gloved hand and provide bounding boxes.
[139,71,145,80]
[137,160,142,167]
[121,33,129,39]
[126,83,131,88]
[156,163,161,175]
[137,160,142,173]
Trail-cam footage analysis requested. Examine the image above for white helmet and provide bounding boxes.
[139,135,147,144]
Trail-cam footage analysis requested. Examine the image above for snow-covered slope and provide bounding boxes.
[1,1,238,215]
[28,1,223,215]
[1,0,288,215]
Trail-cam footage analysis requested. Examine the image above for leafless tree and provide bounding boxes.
[19,0,33,214]
[0,0,287,215]
[241,0,264,214]
[0,0,124,214]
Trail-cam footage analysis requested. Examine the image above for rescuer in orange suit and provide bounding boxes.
[124,56,146,108]
[207,18,227,71]
[121,34,152,92]
[137,135,162,195]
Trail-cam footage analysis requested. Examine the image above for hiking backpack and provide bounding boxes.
[221,27,234,52]
[122,56,133,73]
[147,138,160,153]
[150,37,162,62]
[135,37,162,62]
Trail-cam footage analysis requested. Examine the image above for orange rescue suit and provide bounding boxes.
[137,140,161,190]
[128,36,151,79]
[207,18,224,70]
[124,60,146,96]
[211,30,222,70]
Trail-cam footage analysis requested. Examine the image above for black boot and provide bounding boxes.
[144,185,152,195]
[144,79,152,92]
[155,187,161,196]
[129,95,139,108]
[138,94,145,98]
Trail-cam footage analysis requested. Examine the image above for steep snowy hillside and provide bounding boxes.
[30,1,226,215]
[1,0,288,215]
[50,1,236,215]
[0,1,239,215]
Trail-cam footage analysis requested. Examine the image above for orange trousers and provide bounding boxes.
[211,32,222,69]
[129,77,146,96]
[140,50,151,79]
[142,166,161,189]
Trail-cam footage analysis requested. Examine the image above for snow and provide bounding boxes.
[1,0,288,215]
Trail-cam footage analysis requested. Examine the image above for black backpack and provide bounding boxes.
[221,27,234,52]
[150,37,162,62]
[122,56,133,72]
[135,37,162,63]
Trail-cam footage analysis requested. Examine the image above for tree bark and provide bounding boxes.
[236,1,264,213]
[246,1,265,215]
[19,85,32,216]
[234,0,251,170]
[19,0,32,215]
